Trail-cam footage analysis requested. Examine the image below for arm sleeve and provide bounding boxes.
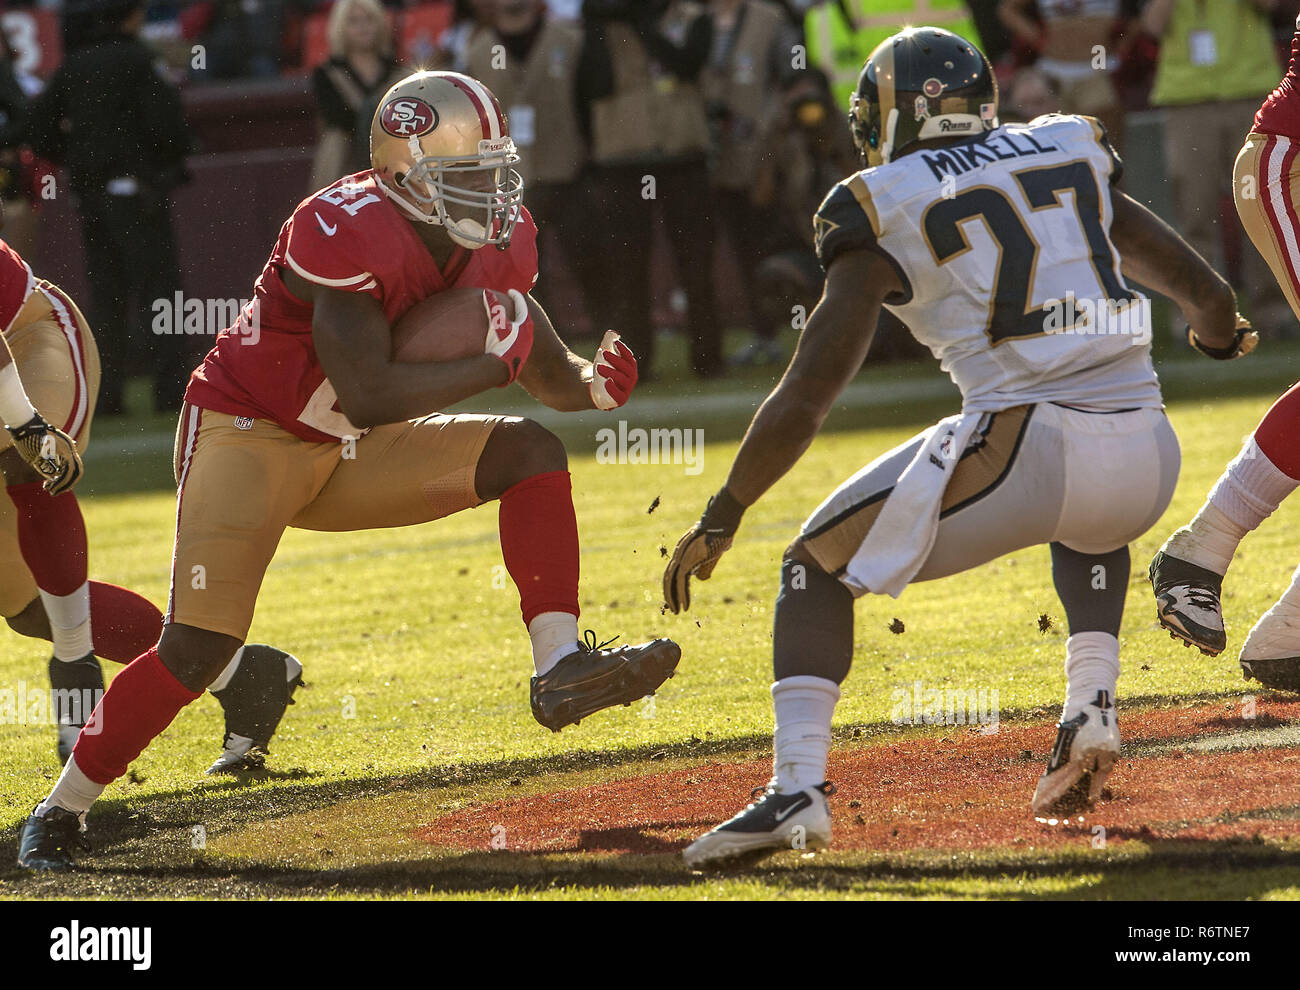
[283,205,379,294]
[1081,114,1124,186]
[813,180,911,303]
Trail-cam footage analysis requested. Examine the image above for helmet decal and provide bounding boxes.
[380,97,439,138]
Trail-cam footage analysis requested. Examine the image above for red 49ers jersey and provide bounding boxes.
[1257,17,1300,139]
[185,170,539,443]
[0,238,36,336]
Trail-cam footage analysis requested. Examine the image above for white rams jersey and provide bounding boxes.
[814,113,1162,413]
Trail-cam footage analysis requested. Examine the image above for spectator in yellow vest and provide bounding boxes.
[1145,0,1293,336]
[804,0,982,111]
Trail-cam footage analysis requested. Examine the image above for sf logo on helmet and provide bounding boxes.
[381,97,439,137]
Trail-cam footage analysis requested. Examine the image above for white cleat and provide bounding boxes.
[683,781,834,869]
[1239,608,1300,692]
[1032,691,1119,816]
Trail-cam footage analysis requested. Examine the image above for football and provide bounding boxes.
[390,287,512,363]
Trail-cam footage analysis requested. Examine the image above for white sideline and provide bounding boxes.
[80,354,1279,465]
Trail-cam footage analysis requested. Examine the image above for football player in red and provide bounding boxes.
[18,70,678,869]
[0,201,301,771]
[1150,11,1300,687]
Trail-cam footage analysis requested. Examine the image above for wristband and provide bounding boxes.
[700,486,747,537]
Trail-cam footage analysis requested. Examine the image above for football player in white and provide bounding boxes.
[664,26,1257,867]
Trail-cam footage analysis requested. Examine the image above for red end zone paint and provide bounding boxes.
[418,699,1300,855]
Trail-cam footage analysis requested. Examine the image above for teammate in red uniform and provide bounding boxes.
[0,202,300,771]
[18,71,679,869]
[1150,13,1300,686]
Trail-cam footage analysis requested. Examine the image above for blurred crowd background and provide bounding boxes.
[0,0,1294,412]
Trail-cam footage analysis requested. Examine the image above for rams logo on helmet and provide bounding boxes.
[380,97,439,138]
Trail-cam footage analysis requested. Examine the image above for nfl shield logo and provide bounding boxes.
[234,416,254,431]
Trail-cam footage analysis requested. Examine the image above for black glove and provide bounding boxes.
[1187,313,1258,360]
[662,488,746,614]
[8,413,83,495]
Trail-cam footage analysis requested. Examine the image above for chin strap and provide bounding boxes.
[376,175,442,226]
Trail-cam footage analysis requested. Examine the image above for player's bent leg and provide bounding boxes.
[292,414,680,732]
[1151,396,1300,654]
[2,450,96,723]
[480,420,679,730]
[687,409,1050,865]
[1031,542,1128,816]
[1041,406,1178,816]
[683,541,845,869]
[17,623,236,871]
[205,643,305,774]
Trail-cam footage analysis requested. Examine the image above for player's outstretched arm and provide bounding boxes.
[1110,189,1246,354]
[303,276,509,428]
[516,293,638,412]
[662,249,894,612]
[721,248,894,506]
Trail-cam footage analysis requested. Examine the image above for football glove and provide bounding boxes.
[8,413,82,495]
[485,288,533,385]
[663,488,747,614]
[590,330,638,410]
[1187,313,1258,360]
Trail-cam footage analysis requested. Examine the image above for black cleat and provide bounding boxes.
[1149,550,1227,655]
[683,781,835,868]
[17,806,88,870]
[48,653,104,765]
[206,644,304,774]
[530,632,680,732]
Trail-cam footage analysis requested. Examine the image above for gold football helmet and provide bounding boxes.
[371,70,523,249]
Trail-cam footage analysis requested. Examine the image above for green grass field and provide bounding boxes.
[3,334,1300,900]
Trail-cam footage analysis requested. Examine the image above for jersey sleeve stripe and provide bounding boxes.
[284,250,376,289]
[847,174,882,237]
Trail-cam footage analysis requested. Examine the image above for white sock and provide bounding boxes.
[1164,504,1248,576]
[1243,562,1300,661]
[207,646,246,694]
[1062,631,1120,720]
[35,755,104,820]
[772,675,840,794]
[528,611,579,676]
[1211,438,1300,529]
[41,580,93,662]
[1170,438,1300,574]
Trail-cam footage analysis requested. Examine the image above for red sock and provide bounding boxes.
[88,581,163,663]
[6,482,87,594]
[498,469,580,624]
[74,646,202,785]
[1255,381,1300,480]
